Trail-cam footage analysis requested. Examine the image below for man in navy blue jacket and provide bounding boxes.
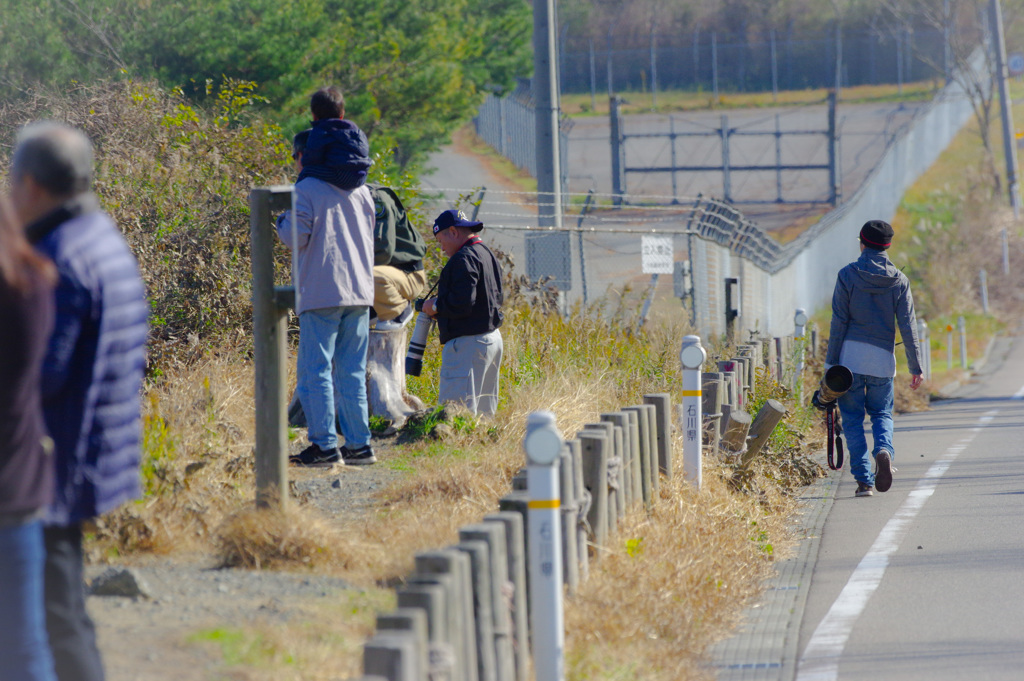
[12,121,149,681]
[825,220,922,498]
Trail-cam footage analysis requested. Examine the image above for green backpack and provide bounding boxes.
[371,185,426,269]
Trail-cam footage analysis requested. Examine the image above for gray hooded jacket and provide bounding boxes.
[825,248,922,376]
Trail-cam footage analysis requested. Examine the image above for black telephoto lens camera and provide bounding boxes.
[405,302,435,376]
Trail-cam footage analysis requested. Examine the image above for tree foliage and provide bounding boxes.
[0,0,531,170]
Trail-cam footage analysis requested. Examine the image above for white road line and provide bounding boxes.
[795,410,998,681]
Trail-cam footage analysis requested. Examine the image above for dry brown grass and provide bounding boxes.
[565,447,794,681]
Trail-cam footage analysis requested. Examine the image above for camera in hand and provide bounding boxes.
[811,364,853,409]
[405,303,435,376]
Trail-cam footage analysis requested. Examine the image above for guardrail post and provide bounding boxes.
[524,412,566,681]
[680,335,707,488]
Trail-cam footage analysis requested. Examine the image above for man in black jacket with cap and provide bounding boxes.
[421,209,504,416]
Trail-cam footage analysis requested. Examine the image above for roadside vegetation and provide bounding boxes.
[0,78,836,680]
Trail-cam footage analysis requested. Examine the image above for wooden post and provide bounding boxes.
[250,187,293,511]
[720,409,752,456]
[738,399,787,470]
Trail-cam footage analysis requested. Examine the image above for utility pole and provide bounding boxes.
[991,0,1021,222]
[534,0,563,229]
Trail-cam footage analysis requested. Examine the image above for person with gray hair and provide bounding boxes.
[10,121,149,681]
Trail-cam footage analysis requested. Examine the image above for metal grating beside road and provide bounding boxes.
[710,465,840,681]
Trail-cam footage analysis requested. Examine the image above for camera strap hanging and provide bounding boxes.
[825,405,844,471]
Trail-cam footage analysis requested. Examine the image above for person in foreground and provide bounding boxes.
[825,219,923,498]
[276,86,377,466]
[12,121,149,681]
[421,209,504,416]
[0,195,57,681]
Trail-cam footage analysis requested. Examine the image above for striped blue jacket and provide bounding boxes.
[30,196,149,525]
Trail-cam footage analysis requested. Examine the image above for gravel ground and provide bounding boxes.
[88,432,409,681]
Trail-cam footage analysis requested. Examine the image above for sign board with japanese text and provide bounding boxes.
[641,235,674,274]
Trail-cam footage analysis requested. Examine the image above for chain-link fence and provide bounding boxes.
[430,65,975,339]
[559,26,949,97]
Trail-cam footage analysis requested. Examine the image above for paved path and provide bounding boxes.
[712,333,1024,680]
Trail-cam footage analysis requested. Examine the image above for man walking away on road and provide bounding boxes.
[825,220,923,498]
[276,86,377,467]
[421,209,504,416]
[12,121,149,681]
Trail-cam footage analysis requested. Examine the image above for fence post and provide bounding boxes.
[958,315,967,368]
[610,96,625,206]
[828,91,839,205]
[250,187,293,511]
[524,411,566,681]
[680,335,707,488]
[720,114,731,203]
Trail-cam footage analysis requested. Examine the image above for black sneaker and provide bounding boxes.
[855,482,874,497]
[289,443,341,467]
[875,449,893,493]
[341,444,377,466]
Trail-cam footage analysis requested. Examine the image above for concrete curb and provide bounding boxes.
[709,464,841,680]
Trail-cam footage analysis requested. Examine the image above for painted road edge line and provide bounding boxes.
[794,410,998,681]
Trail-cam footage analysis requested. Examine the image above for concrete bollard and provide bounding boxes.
[641,404,659,495]
[600,413,638,509]
[364,633,421,681]
[557,451,579,595]
[397,584,454,681]
[376,609,429,681]
[620,409,648,508]
[482,512,530,681]
[523,411,566,681]
[680,335,707,488]
[460,524,516,681]
[643,393,673,479]
[701,373,723,455]
[415,550,478,681]
[577,429,609,548]
[455,540,497,681]
[562,440,590,585]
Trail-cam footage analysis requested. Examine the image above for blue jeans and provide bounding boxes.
[297,306,371,450]
[837,373,895,486]
[0,519,57,681]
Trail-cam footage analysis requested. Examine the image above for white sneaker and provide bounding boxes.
[375,304,413,331]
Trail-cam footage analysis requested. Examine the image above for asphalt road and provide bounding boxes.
[794,334,1024,680]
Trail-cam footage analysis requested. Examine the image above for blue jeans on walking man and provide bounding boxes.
[837,372,894,487]
[296,306,371,451]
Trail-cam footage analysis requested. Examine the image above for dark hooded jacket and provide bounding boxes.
[825,248,922,375]
[297,118,371,191]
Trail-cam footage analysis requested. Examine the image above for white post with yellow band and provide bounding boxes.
[679,335,707,490]
[524,410,565,681]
